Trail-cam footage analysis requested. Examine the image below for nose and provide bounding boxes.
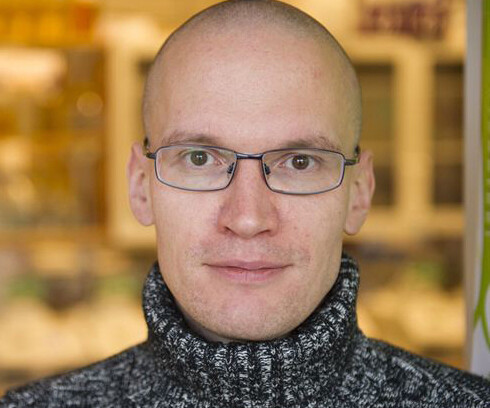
[217,159,280,239]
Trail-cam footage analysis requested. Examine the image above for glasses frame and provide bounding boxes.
[144,138,360,195]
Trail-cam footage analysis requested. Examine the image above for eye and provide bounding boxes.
[180,148,220,167]
[283,154,315,171]
[290,154,310,170]
[189,150,210,166]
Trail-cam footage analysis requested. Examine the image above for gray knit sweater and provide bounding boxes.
[1,254,489,407]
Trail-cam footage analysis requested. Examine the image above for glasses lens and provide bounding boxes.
[263,149,344,194]
[155,145,236,190]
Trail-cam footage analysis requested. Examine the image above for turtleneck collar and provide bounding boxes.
[142,252,361,406]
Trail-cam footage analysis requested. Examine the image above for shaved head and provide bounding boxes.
[142,0,362,151]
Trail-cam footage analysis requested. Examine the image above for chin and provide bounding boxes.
[200,300,304,342]
[178,271,320,342]
[212,321,290,342]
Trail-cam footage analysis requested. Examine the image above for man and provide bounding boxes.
[1,0,489,406]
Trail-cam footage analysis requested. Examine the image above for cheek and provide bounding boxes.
[284,192,348,245]
[285,193,347,286]
[151,190,217,271]
[152,184,214,231]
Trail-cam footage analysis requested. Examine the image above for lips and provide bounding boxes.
[204,260,290,283]
[209,260,288,270]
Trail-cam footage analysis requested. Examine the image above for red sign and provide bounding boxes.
[359,0,450,40]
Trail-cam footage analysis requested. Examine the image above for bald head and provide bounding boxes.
[143,0,362,151]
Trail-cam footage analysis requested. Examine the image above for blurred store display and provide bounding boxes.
[433,63,463,205]
[0,46,104,232]
[0,0,99,46]
[356,63,395,207]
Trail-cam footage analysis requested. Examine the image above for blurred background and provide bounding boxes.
[0,0,467,395]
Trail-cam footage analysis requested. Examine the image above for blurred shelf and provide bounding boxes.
[0,226,104,245]
[347,207,463,246]
[0,0,100,47]
[0,296,146,374]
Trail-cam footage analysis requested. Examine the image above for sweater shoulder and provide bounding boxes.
[0,342,151,408]
[352,335,490,407]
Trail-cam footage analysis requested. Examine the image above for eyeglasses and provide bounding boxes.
[144,141,360,195]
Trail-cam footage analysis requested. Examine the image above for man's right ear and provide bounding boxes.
[127,142,154,226]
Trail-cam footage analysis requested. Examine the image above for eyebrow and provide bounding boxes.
[160,131,342,152]
[163,131,221,147]
[281,135,341,152]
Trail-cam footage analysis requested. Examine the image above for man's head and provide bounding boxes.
[128,0,375,342]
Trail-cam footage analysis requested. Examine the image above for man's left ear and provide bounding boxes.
[344,149,375,235]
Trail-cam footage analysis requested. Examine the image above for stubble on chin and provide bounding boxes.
[163,240,340,342]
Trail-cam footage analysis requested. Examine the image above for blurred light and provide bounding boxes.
[76,91,103,117]
[0,49,66,95]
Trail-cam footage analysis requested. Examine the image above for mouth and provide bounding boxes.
[204,260,290,284]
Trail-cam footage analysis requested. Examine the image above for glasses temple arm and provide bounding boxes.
[345,145,361,166]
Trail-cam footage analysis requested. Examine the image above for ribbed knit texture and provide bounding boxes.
[1,253,489,407]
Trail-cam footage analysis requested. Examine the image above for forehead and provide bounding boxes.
[147,24,351,153]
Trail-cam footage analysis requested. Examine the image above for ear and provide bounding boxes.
[344,149,375,235]
[127,142,154,226]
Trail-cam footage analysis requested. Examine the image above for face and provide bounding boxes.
[129,24,374,341]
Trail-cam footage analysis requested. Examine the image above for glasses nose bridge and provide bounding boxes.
[235,152,264,160]
[228,152,268,187]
